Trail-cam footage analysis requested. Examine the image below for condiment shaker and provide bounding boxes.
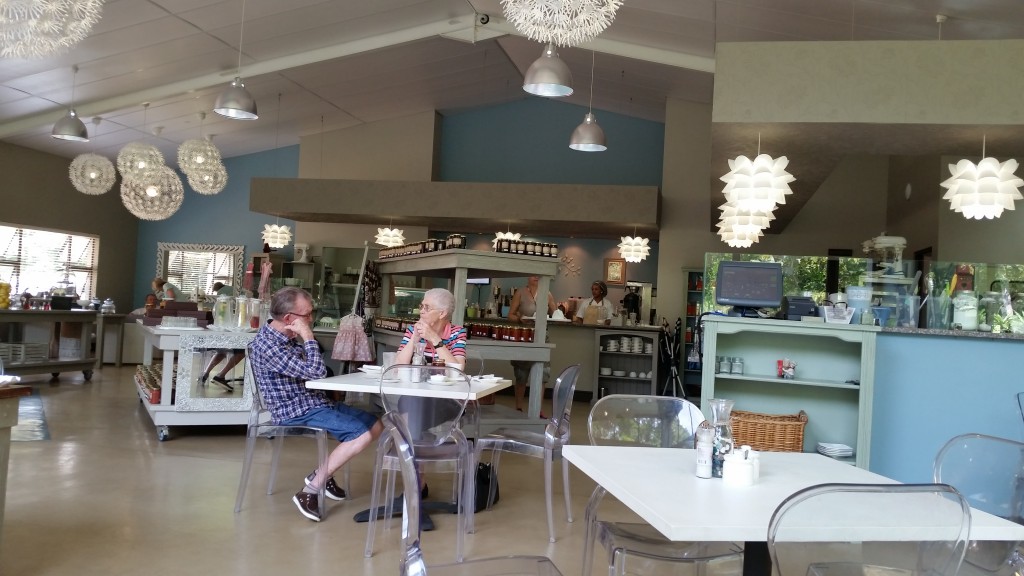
[695,424,714,479]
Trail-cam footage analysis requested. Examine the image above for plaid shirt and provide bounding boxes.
[248,323,330,423]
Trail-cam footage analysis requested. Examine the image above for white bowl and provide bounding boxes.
[612,370,626,377]
[599,367,612,376]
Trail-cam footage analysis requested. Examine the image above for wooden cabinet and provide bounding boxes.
[594,329,659,397]
[700,315,877,468]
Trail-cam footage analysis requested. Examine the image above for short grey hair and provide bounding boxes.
[271,287,311,320]
[424,288,455,318]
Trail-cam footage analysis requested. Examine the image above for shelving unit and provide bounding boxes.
[282,261,322,298]
[700,315,877,468]
[682,268,704,398]
[374,249,557,428]
[0,309,96,380]
[594,329,659,396]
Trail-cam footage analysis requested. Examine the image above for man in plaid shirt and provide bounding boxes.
[248,287,382,522]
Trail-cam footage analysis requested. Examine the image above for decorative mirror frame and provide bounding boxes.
[155,242,245,288]
[176,332,255,412]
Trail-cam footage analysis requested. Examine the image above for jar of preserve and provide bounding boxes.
[550,244,559,258]
[515,239,525,254]
[512,326,524,342]
[523,326,534,342]
[499,238,510,253]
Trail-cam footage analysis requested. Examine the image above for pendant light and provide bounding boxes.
[720,135,794,216]
[0,0,105,59]
[941,136,1023,220]
[569,51,606,152]
[523,43,573,97]
[618,227,649,263]
[375,224,405,248]
[69,118,114,195]
[51,65,88,142]
[116,103,163,183]
[501,0,623,48]
[214,0,258,120]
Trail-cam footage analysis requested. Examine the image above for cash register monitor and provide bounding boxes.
[715,260,783,317]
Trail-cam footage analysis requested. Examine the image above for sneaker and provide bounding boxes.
[305,471,346,501]
[292,491,321,522]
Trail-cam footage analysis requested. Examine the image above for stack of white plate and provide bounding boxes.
[816,442,854,458]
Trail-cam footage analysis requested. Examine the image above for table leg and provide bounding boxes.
[527,361,543,419]
[115,323,124,367]
[743,541,771,576]
[95,317,105,370]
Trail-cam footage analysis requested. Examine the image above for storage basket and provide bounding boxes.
[731,409,808,452]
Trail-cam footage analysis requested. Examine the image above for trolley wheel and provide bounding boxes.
[157,426,170,441]
[83,369,93,381]
[51,372,60,379]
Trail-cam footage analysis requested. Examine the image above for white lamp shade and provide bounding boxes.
[720,153,795,214]
[618,236,650,263]
[51,109,89,141]
[120,166,184,221]
[569,112,606,151]
[262,224,292,249]
[186,162,228,195]
[178,137,222,177]
[717,227,763,249]
[69,153,115,195]
[0,0,104,58]
[523,44,573,97]
[941,157,1024,220]
[375,227,405,247]
[117,142,164,182]
[716,201,775,236]
[214,77,258,120]
[501,0,623,48]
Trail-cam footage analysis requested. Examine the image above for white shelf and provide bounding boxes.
[595,329,658,396]
[700,315,876,468]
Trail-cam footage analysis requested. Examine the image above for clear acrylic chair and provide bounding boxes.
[234,363,340,518]
[460,349,485,439]
[934,432,1024,574]
[365,363,473,562]
[380,409,566,576]
[474,364,580,543]
[584,394,743,576]
[767,483,971,576]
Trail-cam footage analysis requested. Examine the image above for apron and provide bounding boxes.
[583,301,606,325]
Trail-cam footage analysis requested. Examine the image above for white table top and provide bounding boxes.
[305,370,512,401]
[563,446,1024,542]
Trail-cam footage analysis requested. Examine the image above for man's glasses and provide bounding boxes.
[289,309,313,320]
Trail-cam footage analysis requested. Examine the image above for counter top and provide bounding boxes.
[883,326,1024,340]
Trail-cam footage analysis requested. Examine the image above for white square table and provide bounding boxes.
[563,446,1024,576]
[305,370,512,399]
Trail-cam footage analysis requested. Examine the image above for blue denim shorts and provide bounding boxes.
[282,403,378,443]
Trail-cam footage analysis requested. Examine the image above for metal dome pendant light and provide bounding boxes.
[52,65,88,141]
[941,136,1023,220]
[569,51,606,152]
[214,0,258,119]
[523,43,573,97]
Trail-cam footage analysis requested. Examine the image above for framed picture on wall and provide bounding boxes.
[604,258,626,285]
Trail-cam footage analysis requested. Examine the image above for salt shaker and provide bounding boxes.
[695,423,714,479]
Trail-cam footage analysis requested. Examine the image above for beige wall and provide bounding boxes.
[297,111,439,180]
[714,40,1024,125]
[297,223,429,258]
[0,142,137,307]
[886,155,942,259]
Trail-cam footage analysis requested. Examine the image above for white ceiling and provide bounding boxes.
[1,0,1023,183]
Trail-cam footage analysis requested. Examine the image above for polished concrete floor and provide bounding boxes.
[0,365,630,576]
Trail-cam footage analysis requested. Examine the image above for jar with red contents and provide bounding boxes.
[523,326,534,342]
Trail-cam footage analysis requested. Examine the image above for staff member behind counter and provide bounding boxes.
[508,275,556,413]
[574,280,615,325]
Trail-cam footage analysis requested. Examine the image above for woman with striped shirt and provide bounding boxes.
[394,287,467,369]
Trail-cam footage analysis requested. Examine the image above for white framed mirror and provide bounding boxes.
[156,242,245,297]
[176,332,255,412]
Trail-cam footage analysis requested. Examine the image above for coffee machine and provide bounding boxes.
[624,281,653,325]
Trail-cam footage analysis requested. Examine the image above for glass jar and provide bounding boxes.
[707,398,735,478]
[235,296,250,330]
[214,295,233,328]
[952,290,979,331]
[550,244,559,258]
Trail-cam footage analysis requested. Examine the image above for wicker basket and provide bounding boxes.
[731,409,808,452]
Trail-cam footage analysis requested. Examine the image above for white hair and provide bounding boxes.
[424,288,455,318]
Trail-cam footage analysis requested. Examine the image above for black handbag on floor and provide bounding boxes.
[475,462,499,512]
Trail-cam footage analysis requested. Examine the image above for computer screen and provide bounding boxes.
[715,260,783,310]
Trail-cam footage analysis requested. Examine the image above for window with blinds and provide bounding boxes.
[165,248,237,297]
[0,223,99,299]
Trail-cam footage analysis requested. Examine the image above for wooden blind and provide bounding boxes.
[165,249,236,297]
[0,223,98,299]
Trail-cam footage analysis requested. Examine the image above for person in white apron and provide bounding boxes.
[574,280,615,325]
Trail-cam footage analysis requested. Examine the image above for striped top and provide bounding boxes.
[398,323,467,363]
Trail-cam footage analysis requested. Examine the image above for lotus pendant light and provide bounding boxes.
[523,43,573,97]
[262,224,293,249]
[618,236,649,263]
[375,226,405,248]
[941,137,1023,220]
[214,0,258,120]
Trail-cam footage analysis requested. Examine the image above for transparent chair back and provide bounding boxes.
[934,432,1024,573]
[365,363,473,562]
[767,483,971,576]
[588,393,706,448]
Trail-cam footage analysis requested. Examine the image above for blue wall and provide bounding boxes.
[440,98,664,185]
[132,145,299,307]
[870,332,1024,482]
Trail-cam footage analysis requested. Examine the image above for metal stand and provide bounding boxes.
[659,321,684,398]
